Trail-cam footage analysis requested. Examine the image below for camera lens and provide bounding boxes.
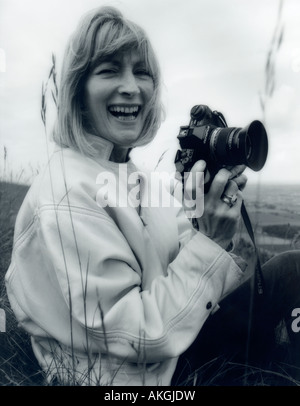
[239,120,268,171]
[245,135,252,160]
[209,120,268,171]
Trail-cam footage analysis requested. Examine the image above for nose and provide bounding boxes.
[118,70,140,96]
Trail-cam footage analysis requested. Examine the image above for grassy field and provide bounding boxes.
[0,180,299,386]
[0,181,45,385]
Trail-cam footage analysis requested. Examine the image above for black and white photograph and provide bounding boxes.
[1,0,300,390]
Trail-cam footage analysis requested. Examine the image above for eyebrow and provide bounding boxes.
[90,56,118,70]
[90,55,148,73]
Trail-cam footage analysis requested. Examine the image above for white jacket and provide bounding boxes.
[5,135,244,386]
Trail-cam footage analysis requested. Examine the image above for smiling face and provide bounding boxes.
[83,49,155,149]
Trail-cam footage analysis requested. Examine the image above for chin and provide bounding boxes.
[117,133,142,146]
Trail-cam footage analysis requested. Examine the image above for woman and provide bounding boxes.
[5,6,300,386]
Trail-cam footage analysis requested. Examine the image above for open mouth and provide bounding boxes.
[108,105,141,121]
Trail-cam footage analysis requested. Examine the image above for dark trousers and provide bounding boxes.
[172,250,300,386]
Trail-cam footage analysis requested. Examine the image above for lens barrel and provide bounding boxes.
[208,120,268,171]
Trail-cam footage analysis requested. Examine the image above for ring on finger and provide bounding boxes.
[221,193,238,208]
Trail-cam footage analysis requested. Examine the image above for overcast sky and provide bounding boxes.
[0,0,300,185]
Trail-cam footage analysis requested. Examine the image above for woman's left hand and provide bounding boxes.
[184,162,248,249]
[225,164,248,191]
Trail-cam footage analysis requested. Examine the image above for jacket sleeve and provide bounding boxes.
[36,203,244,363]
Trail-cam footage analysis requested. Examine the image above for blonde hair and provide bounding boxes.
[52,6,164,156]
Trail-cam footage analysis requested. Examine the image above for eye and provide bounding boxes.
[93,62,120,75]
[133,63,151,76]
[96,68,118,75]
[135,69,152,79]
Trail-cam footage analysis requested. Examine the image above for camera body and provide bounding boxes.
[175,105,268,191]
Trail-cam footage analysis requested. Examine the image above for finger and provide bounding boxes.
[208,168,232,199]
[184,160,206,200]
[228,165,247,179]
[223,179,239,197]
[229,190,243,211]
[190,160,206,174]
[221,189,243,212]
[185,160,206,191]
[232,190,243,211]
[232,173,248,191]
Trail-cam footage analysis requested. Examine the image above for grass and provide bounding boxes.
[175,356,300,387]
[0,180,45,385]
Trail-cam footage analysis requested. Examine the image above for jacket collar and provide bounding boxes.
[54,133,133,167]
[84,133,134,169]
[85,133,114,161]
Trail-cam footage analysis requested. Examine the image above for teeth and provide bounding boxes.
[109,106,139,114]
[117,115,136,121]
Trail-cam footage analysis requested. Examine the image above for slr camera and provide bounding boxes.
[175,105,268,191]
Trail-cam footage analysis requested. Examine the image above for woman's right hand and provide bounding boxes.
[186,160,244,249]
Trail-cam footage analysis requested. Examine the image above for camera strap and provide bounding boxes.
[241,201,265,296]
[215,109,265,296]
